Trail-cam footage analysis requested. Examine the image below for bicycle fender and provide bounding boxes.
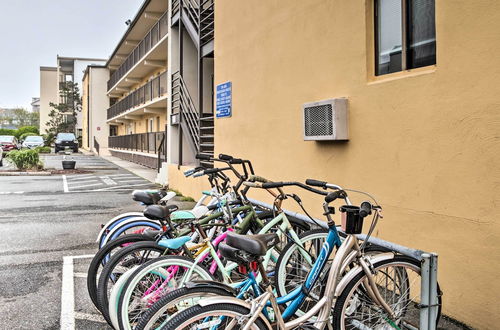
[334,252,395,297]
[96,212,143,242]
[184,280,238,296]
[101,217,160,247]
[197,296,272,329]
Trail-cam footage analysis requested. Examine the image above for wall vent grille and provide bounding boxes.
[303,98,348,141]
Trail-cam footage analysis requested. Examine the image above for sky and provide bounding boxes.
[0,0,143,109]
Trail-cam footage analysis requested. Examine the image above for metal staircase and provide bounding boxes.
[171,0,215,168]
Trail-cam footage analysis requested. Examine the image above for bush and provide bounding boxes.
[43,133,55,146]
[14,126,39,139]
[34,146,51,154]
[20,132,37,141]
[0,128,16,136]
[7,149,41,170]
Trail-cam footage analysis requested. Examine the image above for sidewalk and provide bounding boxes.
[100,154,159,184]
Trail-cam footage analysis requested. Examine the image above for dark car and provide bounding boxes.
[55,133,79,153]
[0,135,20,152]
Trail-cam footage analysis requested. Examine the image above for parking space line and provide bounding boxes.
[70,183,103,189]
[62,175,69,193]
[61,254,95,330]
[107,174,136,177]
[100,176,117,186]
[93,183,154,191]
[74,312,106,323]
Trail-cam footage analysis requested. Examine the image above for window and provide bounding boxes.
[375,0,436,76]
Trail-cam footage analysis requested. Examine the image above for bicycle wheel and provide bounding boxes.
[87,234,154,310]
[333,255,442,330]
[96,241,167,325]
[117,255,215,330]
[160,303,270,330]
[135,286,234,330]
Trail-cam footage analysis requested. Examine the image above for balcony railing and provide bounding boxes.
[107,71,168,119]
[107,11,169,91]
[109,132,166,155]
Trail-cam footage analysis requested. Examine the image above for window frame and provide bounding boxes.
[374,0,435,76]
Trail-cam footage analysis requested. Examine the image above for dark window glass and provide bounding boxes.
[407,0,436,69]
[375,0,436,76]
[376,0,403,75]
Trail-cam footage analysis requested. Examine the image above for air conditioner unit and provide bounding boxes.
[303,98,348,141]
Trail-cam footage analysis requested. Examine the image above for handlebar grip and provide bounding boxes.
[359,201,372,218]
[204,168,219,175]
[218,154,233,161]
[230,158,243,164]
[325,192,338,203]
[193,171,204,178]
[248,175,270,183]
[196,154,211,161]
[242,181,262,188]
[305,179,327,188]
[262,182,284,189]
[183,169,195,177]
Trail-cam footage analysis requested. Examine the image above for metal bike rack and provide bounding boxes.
[248,198,440,330]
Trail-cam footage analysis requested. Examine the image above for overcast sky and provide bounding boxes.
[0,0,143,109]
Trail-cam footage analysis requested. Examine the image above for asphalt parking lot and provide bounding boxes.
[0,154,157,329]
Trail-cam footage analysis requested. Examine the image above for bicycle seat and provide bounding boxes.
[171,205,210,221]
[143,205,170,221]
[132,190,161,205]
[226,232,280,256]
[158,236,191,250]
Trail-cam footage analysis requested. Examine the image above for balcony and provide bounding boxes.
[109,132,167,169]
[107,71,168,120]
[107,11,168,92]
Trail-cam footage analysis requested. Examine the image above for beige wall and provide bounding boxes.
[82,74,90,149]
[168,0,500,327]
[39,67,58,134]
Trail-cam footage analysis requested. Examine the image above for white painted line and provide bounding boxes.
[107,174,136,177]
[67,174,95,180]
[67,180,100,185]
[92,183,154,191]
[115,179,147,183]
[69,183,103,189]
[62,175,69,193]
[100,176,117,186]
[73,272,88,278]
[60,256,75,330]
[13,191,24,194]
[71,254,94,259]
[67,176,97,182]
[74,312,107,323]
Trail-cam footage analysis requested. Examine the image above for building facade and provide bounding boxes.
[39,66,58,133]
[81,65,110,154]
[105,0,169,173]
[169,0,495,328]
[31,97,40,113]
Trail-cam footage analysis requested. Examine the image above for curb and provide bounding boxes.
[0,172,52,176]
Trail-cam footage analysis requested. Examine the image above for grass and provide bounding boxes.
[168,188,195,202]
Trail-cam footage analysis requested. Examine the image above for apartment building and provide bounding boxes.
[105,0,169,173]
[81,65,109,154]
[39,57,106,135]
[165,0,499,328]
[31,97,40,113]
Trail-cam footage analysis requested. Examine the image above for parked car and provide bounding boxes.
[0,135,20,152]
[55,133,79,153]
[0,146,3,166]
[22,135,45,149]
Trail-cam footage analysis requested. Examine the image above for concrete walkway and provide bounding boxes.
[100,154,159,184]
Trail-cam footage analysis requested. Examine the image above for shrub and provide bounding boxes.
[0,128,16,136]
[34,146,51,154]
[20,132,37,141]
[7,149,41,170]
[43,133,55,146]
[14,126,39,139]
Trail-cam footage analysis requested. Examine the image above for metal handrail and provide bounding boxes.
[107,71,168,119]
[107,11,169,91]
[109,132,165,155]
[157,133,166,172]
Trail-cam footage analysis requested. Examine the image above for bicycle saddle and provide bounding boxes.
[171,205,210,221]
[132,190,162,205]
[225,231,280,256]
[143,205,171,221]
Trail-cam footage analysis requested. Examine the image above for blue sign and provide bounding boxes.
[216,81,232,118]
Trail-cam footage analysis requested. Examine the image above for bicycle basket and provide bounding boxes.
[339,205,363,234]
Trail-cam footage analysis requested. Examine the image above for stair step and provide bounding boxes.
[200,135,214,138]
[200,116,214,121]
[200,126,214,130]
[200,143,214,147]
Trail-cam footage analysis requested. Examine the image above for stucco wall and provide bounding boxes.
[39,68,58,134]
[169,0,500,327]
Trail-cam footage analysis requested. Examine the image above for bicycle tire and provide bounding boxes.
[117,255,215,330]
[135,286,234,330]
[96,241,167,326]
[87,233,153,310]
[160,303,270,330]
[333,255,442,330]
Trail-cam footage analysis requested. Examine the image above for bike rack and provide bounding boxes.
[248,198,440,330]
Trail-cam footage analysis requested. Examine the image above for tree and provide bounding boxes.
[0,107,39,128]
[45,81,82,137]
